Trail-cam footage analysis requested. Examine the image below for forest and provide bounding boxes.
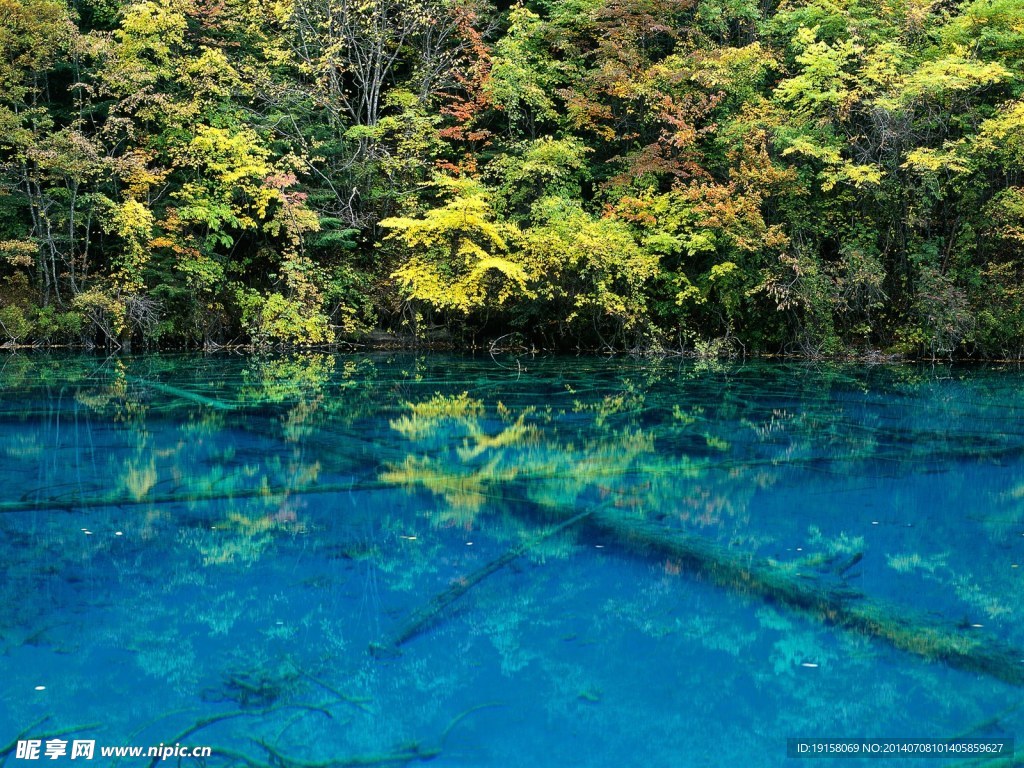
[0,0,1022,356]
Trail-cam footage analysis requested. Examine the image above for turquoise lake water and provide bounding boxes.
[0,353,1022,767]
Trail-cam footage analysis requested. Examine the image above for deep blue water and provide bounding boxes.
[0,353,1022,767]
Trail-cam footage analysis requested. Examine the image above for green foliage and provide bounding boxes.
[489,137,591,219]
[32,305,85,342]
[235,287,331,346]
[774,27,862,118]
[1,0,1023,355]
[0,305,31,343]
[485,7,563,132]
[519,198,660,343]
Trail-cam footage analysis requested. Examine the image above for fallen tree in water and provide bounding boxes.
[372,494,1024,687]
[369,510,593,657]
[584,507,1024,687]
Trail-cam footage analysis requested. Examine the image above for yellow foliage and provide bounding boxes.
[383,176,533,314]
[901,145,972,174]
[783,137,884,190]
[122,456,158,501]
[897,51,1010,104]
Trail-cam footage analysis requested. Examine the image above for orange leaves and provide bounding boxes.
[613,196,659,226]
[592,0,697,53]
[604,91,720,189]
[558,89,617,140]
[148,235,199,259]
[437,3,494,146]
[265,172,298,189]
[666,132,796,254]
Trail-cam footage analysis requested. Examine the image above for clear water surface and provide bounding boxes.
[1,353,1022,767]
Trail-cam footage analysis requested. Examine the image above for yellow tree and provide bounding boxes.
[381,175,532,328]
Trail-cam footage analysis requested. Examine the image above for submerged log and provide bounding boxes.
[585,509,1024,687]
[257,741,440,768]
[143,704,331,768]
[370,510,592,657]
[834,551,864,578]
[212,703,501,768]
[0,479,402,514]
[364,487,1024,684]
[127,377,238,411]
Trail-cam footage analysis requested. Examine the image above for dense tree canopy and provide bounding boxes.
[1,0,1022,356]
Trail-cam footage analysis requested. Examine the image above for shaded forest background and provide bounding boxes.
[1,0,1022,355]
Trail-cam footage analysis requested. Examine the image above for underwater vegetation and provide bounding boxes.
[1,353,1023,766]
